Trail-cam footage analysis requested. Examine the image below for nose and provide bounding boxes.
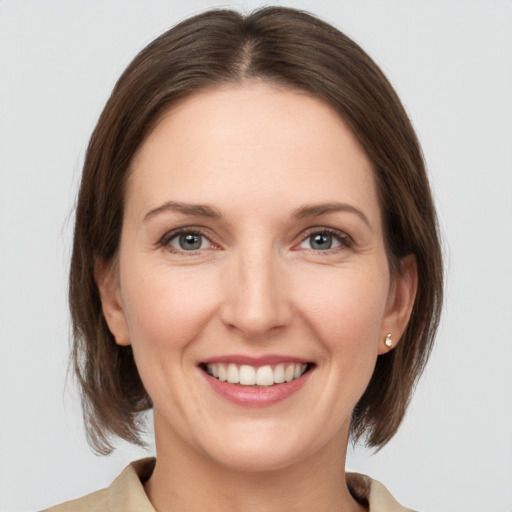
[220,244,292,339]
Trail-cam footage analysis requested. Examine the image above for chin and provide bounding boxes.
[195,421,330,474]
[210,442,306,474]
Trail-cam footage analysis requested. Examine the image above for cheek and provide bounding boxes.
[120,262,220,354]
[296,264,390,354]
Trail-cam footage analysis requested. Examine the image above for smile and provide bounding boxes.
[203,362,310,386]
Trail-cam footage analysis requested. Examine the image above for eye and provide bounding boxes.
[167,231,212,251]
[297,229,351,251]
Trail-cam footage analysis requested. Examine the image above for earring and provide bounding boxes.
[384,333,393,348]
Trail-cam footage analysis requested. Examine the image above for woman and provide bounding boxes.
[49,6,442,511]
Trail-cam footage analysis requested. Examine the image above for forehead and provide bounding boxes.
[127,82,379,222]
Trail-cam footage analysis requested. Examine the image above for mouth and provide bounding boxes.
[199,362,314,387]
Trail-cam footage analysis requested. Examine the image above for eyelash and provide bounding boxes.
[297,227,354,253]
[157,226,353,255]
[157,227,215,254]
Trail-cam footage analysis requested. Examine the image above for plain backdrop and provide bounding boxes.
[1,1,511,511]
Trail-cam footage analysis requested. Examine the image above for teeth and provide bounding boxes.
[274,364,285,384]
[239,365,256,385]
[205,362,308,386]
[227,364,239,384]
[256,366,274,386]
[284,364,294,382]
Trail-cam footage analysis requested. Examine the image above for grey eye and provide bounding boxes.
[170,233,210,251]
[299,233,342,251]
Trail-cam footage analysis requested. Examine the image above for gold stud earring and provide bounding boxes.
[384,333,393,348]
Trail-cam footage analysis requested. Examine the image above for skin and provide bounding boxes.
[97,82,417,512]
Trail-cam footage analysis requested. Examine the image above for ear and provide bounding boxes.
[94,258,131,346]
[378,254,418,354]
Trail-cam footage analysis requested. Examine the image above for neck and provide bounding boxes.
[144,415,366,512]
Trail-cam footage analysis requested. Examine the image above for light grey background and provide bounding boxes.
[1,1,511,511]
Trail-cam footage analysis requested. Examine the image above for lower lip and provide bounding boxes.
[202,369,312,407]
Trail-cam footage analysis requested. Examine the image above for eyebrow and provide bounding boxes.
[143,200,372,230]
[292,202,372,230]
[143,201,222,222]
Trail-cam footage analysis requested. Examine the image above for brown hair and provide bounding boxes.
[70,6,443,454]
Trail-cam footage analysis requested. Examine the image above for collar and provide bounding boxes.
[75,457,412,512]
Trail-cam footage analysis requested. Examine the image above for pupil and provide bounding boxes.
[311,234,332,250]
[180,233,201,250]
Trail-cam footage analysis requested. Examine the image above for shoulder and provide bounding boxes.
[43,460,414,512]
[44,488,109,512]
[43,458,156,512]
[347,472,417,512]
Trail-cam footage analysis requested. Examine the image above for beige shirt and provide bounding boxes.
[45,458,414,512]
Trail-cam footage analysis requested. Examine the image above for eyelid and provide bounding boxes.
[155,225,353,254]
[294,226,354,251]
[157,226,219,253]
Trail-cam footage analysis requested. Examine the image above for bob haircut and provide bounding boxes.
[70,6,443,454]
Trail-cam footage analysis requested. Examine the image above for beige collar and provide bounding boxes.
[47,457,413,512]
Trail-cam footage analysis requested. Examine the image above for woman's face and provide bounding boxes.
[99,83,415,472]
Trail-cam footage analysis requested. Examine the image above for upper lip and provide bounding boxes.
[200,354,311,366]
